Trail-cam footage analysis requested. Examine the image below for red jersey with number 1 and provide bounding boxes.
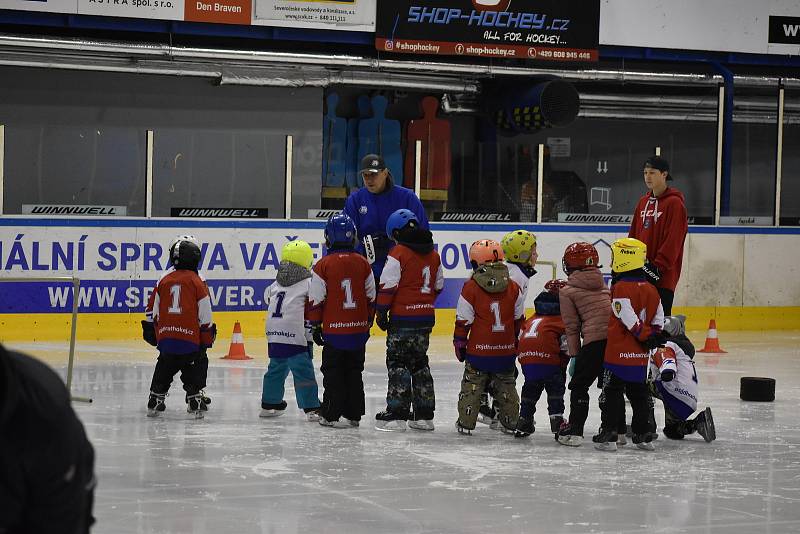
[517,314,567,381]
[145,269,213,355]
[306,250,376,350]
[377,244,443,329]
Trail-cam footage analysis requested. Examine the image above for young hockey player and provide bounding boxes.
[477,229,538,426]
[595,238,665,451]
[374,209,443,432]
[260,240,321,421]
[454,240,525,434]
[142,236,216,418]
[556,242,613,447]
[306,213,376,428]
[514,279,569,438]
[650,315,715,442]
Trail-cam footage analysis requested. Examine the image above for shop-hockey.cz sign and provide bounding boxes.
[376,0,599,61]
[171,208,268,218]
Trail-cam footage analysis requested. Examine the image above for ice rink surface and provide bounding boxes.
[9,331,800,534]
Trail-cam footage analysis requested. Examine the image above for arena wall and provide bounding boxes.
[0,219,798,343]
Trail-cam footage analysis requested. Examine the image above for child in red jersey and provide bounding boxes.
[453,240,525,434]
[142,236,216,418]
[595,238,665,451]
[374,209,443,432]
[514,279,568,438]
[306,213,376,429]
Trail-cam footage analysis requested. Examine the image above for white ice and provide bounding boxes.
[10,331,800,534]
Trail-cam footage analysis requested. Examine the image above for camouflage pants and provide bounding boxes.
[385,329,435,420]
[458,363,519,431]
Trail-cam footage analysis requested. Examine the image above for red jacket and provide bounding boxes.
[517,314,567,380]
[604,277,664,383]
[377,244,443,329]
[146,269,213,355]
[306,251,376,350]
[629,187,688,291]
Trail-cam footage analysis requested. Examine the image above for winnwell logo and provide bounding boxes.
[769,16,800,44]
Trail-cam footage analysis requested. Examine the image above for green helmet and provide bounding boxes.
[281,240,313,269]
[501,230,536,263]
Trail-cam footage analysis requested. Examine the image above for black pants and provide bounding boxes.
[150,350,208,396]
[320,345,366,422]
[658,287,674,316]
[566,340,606,435]
[600,372,650,436]
[520,369,566,419]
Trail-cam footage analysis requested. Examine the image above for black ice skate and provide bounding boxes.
[186,393,207,419]
[455,420,473,435]
[147,391,167,417]
[550,415,564,435]
[632,432,655,451]
[514,415,534,438]
[259,400,287,418]
[375,410,407,432]
[477,393,497,425]
[694,407,716,443]
[592,428,618,452]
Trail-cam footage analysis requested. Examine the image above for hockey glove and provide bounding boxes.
[642,262,661,286]
[311,325,325,347]
[453,339,467,362]
[141,320,157,347]
[643,331,668,351]
[376,310,390,332]
[660,369,676,382]
[200,323,217,348]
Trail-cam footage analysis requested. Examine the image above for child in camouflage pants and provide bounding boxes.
[374,209,443,432]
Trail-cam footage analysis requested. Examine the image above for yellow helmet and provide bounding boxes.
[611,238,647,273]
[281,240,314,269]
[500,230,537,263]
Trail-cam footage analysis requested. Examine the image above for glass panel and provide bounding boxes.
[292,131,324,219]
[780,89,800,226]
[728,89,778,223]
[3,125,146,216]
[152,129,285,218]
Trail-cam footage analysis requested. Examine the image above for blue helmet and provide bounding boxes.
[325,212,357,248]
[386,209,418,238]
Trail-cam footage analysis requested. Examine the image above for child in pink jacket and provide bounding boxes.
[556,242,612,447]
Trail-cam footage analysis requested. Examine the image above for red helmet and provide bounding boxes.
[469,239,504,267]
[562,242,600,274]
[545,278,567,295]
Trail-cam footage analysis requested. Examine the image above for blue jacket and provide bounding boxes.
[344,181,428,280]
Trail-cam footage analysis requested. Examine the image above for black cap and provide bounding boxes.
[644,155,672,180]
[360,154,386,174]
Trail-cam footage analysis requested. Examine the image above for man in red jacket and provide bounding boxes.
[629,156,688,315]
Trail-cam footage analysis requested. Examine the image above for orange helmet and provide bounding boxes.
[468,239,504,267]
[544,278,568,295]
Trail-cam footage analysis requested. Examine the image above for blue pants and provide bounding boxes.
[520,369,566,419]
[261,345,320,410]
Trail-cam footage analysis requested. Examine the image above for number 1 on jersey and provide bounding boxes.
[341,279,357,309]
[524,318,543,338]
[420,266,431,294]
[168,284,182,314]
[490,302,505,332]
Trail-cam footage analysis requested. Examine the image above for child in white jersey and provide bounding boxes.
[259,241,321,420]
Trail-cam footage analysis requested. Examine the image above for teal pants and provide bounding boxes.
[261,345,320,410]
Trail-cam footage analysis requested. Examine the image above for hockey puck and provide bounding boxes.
[740,377,775,402]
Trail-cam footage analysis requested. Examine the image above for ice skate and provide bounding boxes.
[694,407,716,443]
[318,416,351,428]
[632,433,655,451]
[259,400,287,418]
[455,420,473,435]
[375,410,407,432]
[549,415,564,434]
[514,415,534,438]
[347,419,360,428]
[304,408,321,422]
[476,394,497,425]
[147,391,167,417]
[557,422,584,446]
[186,391,211,407]
[408,419,435,431]
[489,419,516,435]
[593,428,618,451]
[186,393,207,419]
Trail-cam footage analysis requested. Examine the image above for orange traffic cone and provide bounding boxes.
[698,319,727,353]
[222,321,253,360]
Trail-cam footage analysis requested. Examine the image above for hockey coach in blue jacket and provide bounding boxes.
[344,154,429,282]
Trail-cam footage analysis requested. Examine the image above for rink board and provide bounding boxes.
[0,218,799,341]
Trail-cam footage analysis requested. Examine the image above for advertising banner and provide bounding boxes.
[376,0,600,61]
[252,0,375,31]
[0,221,626,314]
